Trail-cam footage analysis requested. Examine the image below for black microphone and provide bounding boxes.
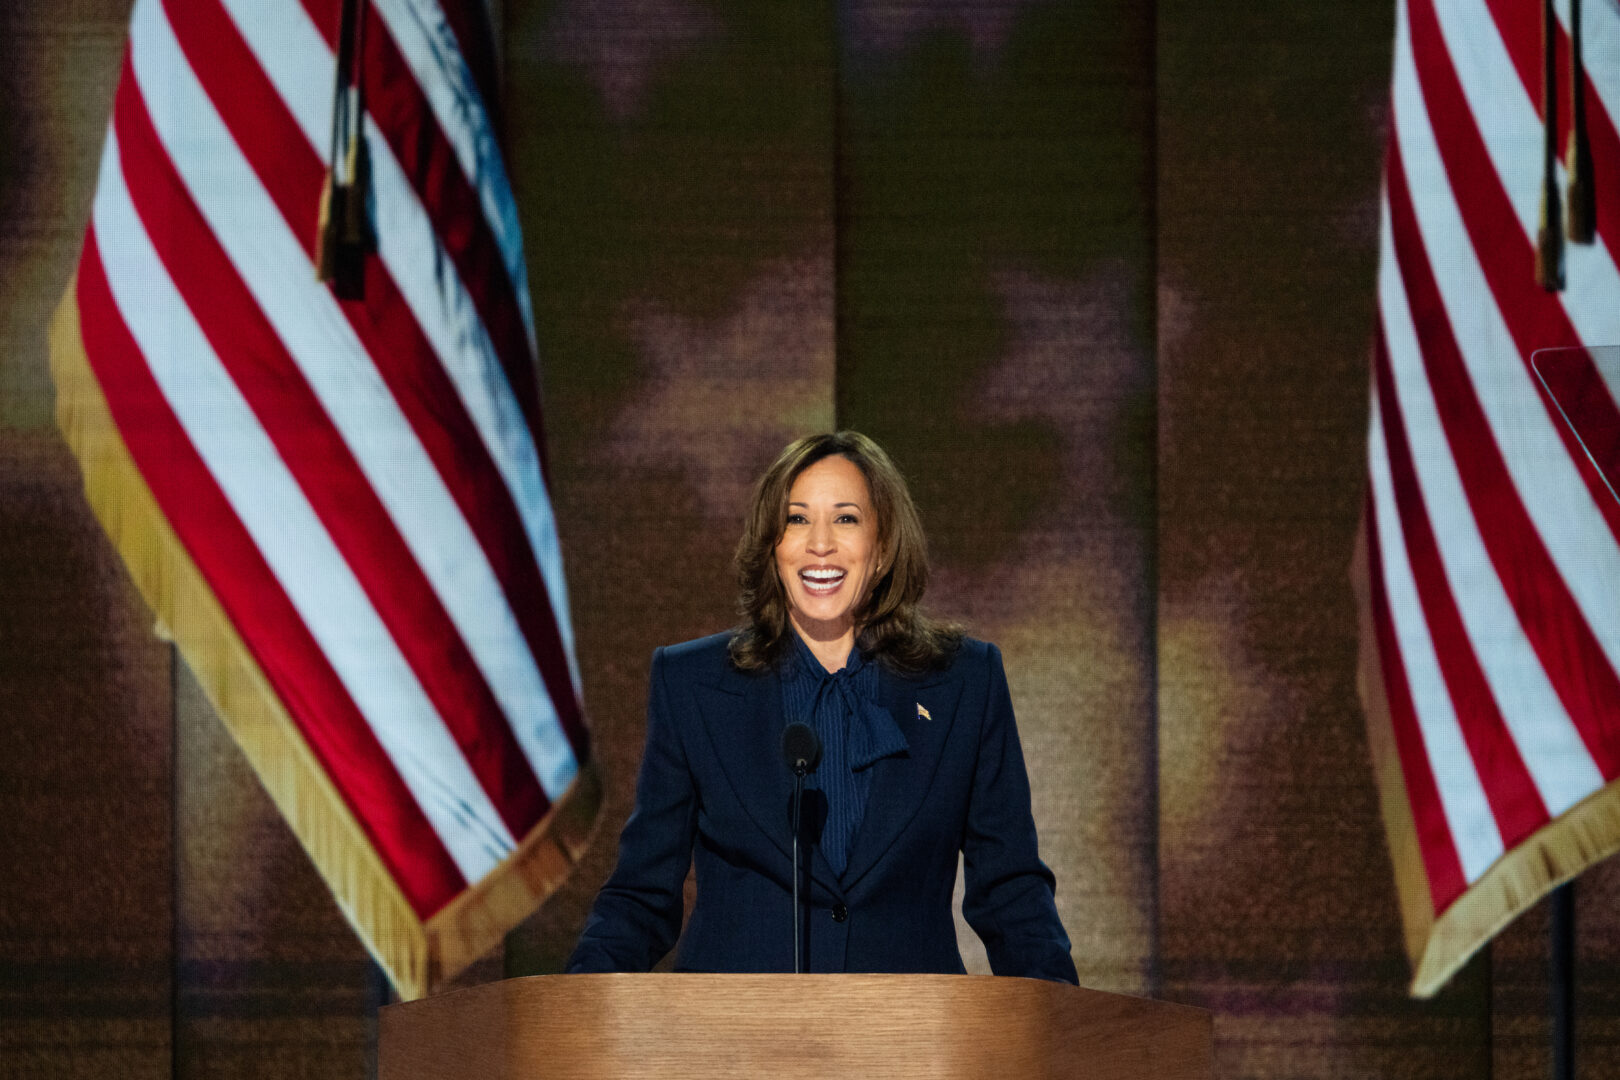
[781,722,822,777]
[780,722,822,973]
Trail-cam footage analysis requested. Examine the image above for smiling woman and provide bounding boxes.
[730,432,963,675]
[566,431,1077,981]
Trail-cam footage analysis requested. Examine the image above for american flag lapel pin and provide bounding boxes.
[916,703,932,721]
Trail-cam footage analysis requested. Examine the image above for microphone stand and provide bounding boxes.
[790,761,807,974]
[780,720,819,974]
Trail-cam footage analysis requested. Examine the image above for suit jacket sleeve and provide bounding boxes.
[960,643,1079,984]
[566,647,697,973]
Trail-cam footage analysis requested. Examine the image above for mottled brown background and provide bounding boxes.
[2,0,1618,1077]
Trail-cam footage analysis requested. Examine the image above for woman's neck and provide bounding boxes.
[788,614,855,673]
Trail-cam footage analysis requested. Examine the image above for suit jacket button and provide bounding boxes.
[831,903,848,923]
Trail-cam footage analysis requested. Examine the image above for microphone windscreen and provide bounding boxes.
[780,722,822,775]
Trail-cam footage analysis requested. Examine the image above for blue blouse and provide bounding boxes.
[779,633,909,876]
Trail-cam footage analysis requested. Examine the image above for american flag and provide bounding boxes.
[1358,0,1620,996]
[48,0,595,998]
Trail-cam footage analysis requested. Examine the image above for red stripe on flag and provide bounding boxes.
[168,0,588,759]
[1482,0,1620,252]
[1363,488,1470,913]
[112,62,554,838]
[1405,0,1620,549]
[299,0,548,471]
[76,224,465,917]
[1371,327,1549,848]
[1385,138,1620,779]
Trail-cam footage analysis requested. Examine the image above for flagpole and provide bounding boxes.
[362,958,390,1080]
[1482,941,1494,1080]
[169,642,182,1080]
[1551,882,1574,1080]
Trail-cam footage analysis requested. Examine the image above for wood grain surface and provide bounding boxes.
[379,974,1211,1080]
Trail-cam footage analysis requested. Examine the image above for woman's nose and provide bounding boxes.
[807,521,835,555]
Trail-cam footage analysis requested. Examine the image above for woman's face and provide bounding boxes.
[774,455,882,642]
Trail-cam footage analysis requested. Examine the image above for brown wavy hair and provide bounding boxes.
[728,431,963,673]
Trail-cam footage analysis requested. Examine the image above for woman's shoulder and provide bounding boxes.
[649,631,1001,680]
[653,630,745,681]
[887,634,998,681]
[954,636,997,664]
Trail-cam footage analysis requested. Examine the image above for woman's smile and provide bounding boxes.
[798,565,848,595]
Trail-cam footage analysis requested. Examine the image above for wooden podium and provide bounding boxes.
[380,974,1211,1079]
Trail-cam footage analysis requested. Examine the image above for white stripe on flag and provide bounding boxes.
[1378,200,1602,815]
[130,0,578,798]
[372,0,537,350]
[1392,0,1620,736]
[218,0,580,697]
[91,122,515,879]
[1366,384,1506,882]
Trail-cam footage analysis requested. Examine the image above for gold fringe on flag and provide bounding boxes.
[49,276,600,999]
[1354,525,1620,998]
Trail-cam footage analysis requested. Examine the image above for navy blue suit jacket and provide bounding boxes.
[566,632,1077,983]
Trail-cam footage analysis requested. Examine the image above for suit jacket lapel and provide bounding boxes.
[693,665,842,894]
[839,665,962,890]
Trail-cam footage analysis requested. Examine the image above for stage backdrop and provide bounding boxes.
[1,1,1617,1078]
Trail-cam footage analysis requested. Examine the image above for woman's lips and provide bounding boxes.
[799,567,846,595]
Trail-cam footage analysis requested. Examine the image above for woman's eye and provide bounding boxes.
[836,514,859,524]
[786,513,808,525]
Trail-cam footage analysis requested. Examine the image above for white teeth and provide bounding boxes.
[800,569,845,592]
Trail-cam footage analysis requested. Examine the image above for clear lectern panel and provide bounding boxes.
[1532,345,1620,509]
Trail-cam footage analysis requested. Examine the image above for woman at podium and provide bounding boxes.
[567,431,1077,983]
